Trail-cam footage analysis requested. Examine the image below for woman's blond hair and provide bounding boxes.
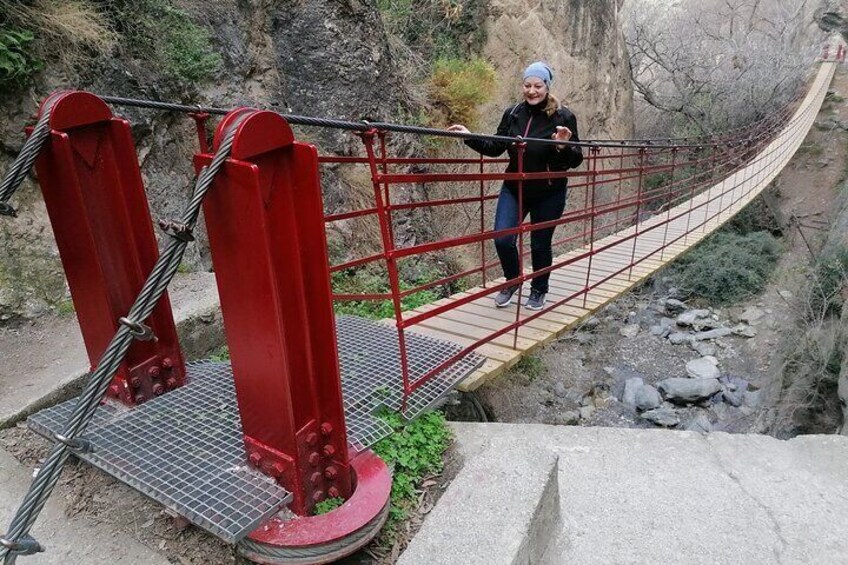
[544,94,561,117]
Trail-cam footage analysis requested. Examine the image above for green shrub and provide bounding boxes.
[429,57,496,129]
[332,269,439,320]
[104,0,220,84]
[377,0,486,60]
[0,27,42,87]
[668,231,782,304]
[372,410,451,532]
[809,246,848,318]
[513,355,545,382]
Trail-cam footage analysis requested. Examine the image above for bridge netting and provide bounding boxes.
[0,56,837,563]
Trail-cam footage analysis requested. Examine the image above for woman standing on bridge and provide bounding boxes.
[448,62,584,310]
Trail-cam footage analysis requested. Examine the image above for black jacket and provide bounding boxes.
[465,99,583,194]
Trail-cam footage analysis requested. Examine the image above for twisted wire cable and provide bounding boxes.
[0,125,238,565]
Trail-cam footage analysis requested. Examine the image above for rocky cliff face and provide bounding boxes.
[0,0,634,324]
[476,0,634,140]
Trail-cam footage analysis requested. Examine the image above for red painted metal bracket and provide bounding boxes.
[32,91,186,405]
[195,109,353,515]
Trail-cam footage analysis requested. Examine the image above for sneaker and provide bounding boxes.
[493,285,520,308]
[525,289,546,311]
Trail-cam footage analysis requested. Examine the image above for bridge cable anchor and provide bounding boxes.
[53,433,94,453]
[158,219,195,242]
[118,317,155,341]
[0,202,18,218]
[0,534,44,556]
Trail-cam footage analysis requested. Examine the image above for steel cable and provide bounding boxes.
[0,109,52,215]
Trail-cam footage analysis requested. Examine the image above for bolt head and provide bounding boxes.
[162,357,174,369]
[323,444,336,457]
[269,463,285,478]
[108,384,120,397]
[166,377,178,390]
[134,394,146,404]
[248,452,262,466]
[328,487,340,498]
[148,366,161,378]
[306,432,318,446]
[320,422,333,436]
[308,452,321,466]
[152,383,164,396]
[312,490,325,503]
[324,466,338,480]
[130,376,141,388]
[310,472,322,485]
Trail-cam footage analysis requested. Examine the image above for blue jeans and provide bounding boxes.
[493,186,566,293]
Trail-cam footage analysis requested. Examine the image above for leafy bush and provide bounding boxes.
[332,269,439,319]
[668,231,782,304]
[428,57,496,129]
[808,246,848,319]
[372,410,451,531]
[377,0,486,60]
[0,27,42,86]
[513,355,545,382]
[103,0,220,84]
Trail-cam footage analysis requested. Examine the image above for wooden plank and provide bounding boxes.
[417,315,538,352]
[429,305,555,345]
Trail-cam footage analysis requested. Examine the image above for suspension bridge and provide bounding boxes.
[0,53,839,564]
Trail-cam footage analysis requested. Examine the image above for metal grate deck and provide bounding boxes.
[28,316,483,541]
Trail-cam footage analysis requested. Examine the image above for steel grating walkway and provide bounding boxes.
[28,315,483,542]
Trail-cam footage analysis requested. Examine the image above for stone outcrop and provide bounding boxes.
[476,0,634,140]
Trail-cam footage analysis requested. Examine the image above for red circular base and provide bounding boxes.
[238,450,392,564]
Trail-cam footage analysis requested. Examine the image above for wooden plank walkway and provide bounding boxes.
[403,63,836,392]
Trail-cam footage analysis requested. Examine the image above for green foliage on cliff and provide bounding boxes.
[429,56,496,128]
[103,0,221,84]
[0,27,42,87]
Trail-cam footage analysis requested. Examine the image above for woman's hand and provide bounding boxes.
[552,126,572,151]
[447,124,470,134]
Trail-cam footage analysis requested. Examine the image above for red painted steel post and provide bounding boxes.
[683,146,696,245]
[582,145,600,309]
[480,154,487,287]
[360,131,413,411]
[32,91,186,406]
[513,141,527,350]
[824,44,830,61]
[628,147,646,279]
[195,109,352,516]
[660,147,678,262]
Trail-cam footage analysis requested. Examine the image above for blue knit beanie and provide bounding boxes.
[523,62,553,87]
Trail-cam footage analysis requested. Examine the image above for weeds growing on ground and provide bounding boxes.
[372,410,451,535]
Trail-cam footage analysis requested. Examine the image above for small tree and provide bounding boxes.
[623,0,826,138]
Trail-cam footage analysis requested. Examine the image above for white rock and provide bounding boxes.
[658,378,723,404]
[668,332,692,345]
[619,324,640,338]
[640,407,680,427]
[579,406,595,420]
[686,357,721,379]
[676,309,711,327]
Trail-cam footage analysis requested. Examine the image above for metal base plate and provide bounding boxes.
[28,316,483,542]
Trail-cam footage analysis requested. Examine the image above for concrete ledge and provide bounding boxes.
[398,442,560,565]
[0,273,223,429]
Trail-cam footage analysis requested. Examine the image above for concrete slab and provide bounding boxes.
[0,273,222,429]
[408,423,848,565]
[0,448,169,564]
[399,443,559,565]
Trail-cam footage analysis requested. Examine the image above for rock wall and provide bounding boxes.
[476,0,634,140]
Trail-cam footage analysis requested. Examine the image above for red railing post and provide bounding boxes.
[628,146,646,279]
[582,145,600,308]
[480,154,488,287]
[31,92,186,406]
[360,130,412,411]
[195,109,352,516]
[660,146,677,261]
[513,141,527,349]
